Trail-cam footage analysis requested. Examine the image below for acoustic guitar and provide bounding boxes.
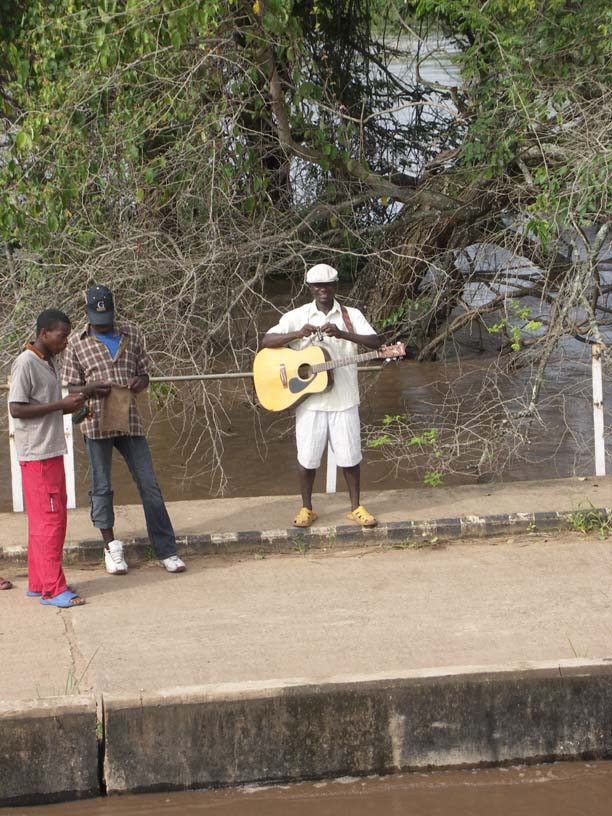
[253,342,406,411]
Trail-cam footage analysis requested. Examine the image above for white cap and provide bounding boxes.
[306,263,339,284]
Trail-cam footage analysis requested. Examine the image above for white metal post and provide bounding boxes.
[62,387,76,509]
[8,384,24,512]
[325,442,337,493]
[592,343,606,476]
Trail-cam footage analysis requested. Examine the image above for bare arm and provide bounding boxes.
[67,382,112,398]
[261,324,319,349]
[10,393,86,418]
[320,324,382,349]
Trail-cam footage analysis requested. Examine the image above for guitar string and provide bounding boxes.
[309,347,402,374]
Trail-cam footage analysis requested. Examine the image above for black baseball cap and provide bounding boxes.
[86,284,115,325]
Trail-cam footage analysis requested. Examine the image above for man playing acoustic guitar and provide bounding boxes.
[261,263,381,528]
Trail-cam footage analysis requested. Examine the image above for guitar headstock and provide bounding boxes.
[376,342,406,360]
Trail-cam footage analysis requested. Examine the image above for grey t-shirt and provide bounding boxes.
[9,349,67,461]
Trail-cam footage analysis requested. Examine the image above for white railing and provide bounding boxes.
[5,354,606,512]
[5,368,384,512]
[592,344,606,476]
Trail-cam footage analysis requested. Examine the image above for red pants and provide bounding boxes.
[20,457,68,599]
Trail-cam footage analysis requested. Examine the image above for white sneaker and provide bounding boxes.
[104,540,128,575]
[161,555,186,573]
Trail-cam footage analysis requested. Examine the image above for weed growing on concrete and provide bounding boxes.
[394,535,438,550]
[563,506,610,539]
[527,522,537,533]
[63,649,99,696]
[254,550,266,560]
[293,536,306,555]
[567,637,590,659]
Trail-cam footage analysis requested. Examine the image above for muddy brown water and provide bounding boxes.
[2,763,611,815]
[0,345,607,513]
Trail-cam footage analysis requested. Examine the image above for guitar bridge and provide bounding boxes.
[279,363,288,389]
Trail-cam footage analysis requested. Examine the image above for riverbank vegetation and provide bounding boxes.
[1,0,610,485]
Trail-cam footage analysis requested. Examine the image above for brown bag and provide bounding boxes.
[99,385,134,434]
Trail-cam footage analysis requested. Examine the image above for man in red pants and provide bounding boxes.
[9,309,87,608]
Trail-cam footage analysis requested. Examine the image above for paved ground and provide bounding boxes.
[1,476,612,703]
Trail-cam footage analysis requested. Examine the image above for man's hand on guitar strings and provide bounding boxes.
[320,323,343,339]
[298,323,319,338]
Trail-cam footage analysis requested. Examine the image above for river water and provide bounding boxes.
[2,762,612,815]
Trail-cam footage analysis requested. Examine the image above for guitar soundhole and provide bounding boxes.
[297,363,313,381]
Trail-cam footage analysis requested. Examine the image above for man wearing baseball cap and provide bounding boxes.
[61,285,186,576]
[261,263,381,527]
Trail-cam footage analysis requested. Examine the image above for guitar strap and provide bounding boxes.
[340,304,355,335]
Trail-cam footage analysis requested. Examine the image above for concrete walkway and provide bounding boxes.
[1,475,611,560]
[1,476,611,703]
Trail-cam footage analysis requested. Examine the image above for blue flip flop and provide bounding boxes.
[28,586,77,598]
[40,590,86,608]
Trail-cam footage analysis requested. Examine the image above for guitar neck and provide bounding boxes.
[312,349,380,373]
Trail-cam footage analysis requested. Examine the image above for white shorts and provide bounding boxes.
[295,404,362,469]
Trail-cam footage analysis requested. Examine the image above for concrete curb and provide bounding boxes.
[103,659,612,794]
[3,660,612,805]
[0,696,100,807]
[1,507,609,565]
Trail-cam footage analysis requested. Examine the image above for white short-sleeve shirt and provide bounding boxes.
[265,300,377,412]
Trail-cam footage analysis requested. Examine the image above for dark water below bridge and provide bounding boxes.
[2,762,611,816]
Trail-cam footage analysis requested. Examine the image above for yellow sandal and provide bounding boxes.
[293,507,318,528]
[346,505,377,527]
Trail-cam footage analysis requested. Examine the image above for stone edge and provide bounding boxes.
[0,696,100,807]
[4,660,612,805]
[1,507,609,564]
[102,659,612,794]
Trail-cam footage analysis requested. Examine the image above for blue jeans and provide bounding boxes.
[85,436,176,559]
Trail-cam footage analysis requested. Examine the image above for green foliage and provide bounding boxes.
[410,0,612,232]
[423,470,443,487]
[379,296,431,330]
[0,1,233,249]
[367,434,392,449]
[408,428,439,447]
[148,381,174,410]
[383,414,403,426]
[368,418,444,488]
[293,535,306,555]
[563,507,610,539]
[0,0,464,260]
[486,300,542,351]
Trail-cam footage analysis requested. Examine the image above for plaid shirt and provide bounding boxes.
[61,322,149,439]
